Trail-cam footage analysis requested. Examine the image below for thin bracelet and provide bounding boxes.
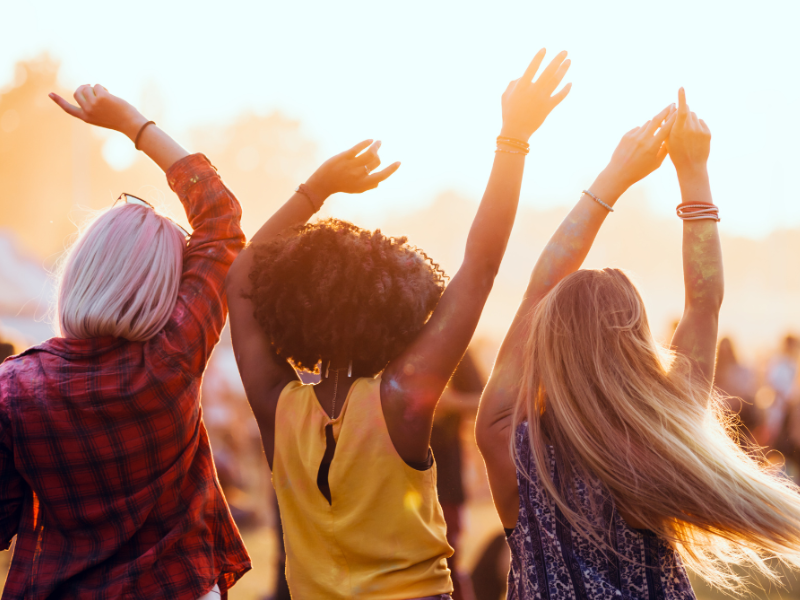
[496,136,530,150]
[582,189,614,212]
[495,147,528,155]
[134,121,156,150]
[296,184,322,212]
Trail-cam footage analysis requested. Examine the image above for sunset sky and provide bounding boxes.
[2,0,799,237]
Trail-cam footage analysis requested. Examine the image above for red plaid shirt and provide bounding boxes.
[0,154,250,599]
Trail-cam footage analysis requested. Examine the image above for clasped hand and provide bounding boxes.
[602,87,711,196]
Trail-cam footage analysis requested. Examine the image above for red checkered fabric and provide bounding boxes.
[0,154,250,599]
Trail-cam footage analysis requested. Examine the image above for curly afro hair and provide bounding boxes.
[248,218,448,375]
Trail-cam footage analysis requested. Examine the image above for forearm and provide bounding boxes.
[462,151,525,273]
[121,118,189,173]
[679,169,723,310]
[227,190,321,292]
[524,168,621,308]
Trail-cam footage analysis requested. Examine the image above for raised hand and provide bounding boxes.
[49,85,147,140]
[305,140,401,198]
[668,88,711,177]
[602,104,678,193]
[500,49,572,141]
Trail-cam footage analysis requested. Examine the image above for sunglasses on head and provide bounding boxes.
[115,193,191,240]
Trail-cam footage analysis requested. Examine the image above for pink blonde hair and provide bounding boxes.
[57,204,185,342]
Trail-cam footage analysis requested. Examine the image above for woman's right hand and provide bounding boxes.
[499,48,572,141]
[305,140,400,199]
[49,85,147,140]
[667,88,711,179]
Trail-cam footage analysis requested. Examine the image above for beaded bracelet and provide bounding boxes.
[582,189,614,212]
[296,183,323,213]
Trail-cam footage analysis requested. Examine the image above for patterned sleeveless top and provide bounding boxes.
[507,422,696,600]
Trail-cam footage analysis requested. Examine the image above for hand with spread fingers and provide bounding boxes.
[601,103,678,194]
[500,48,572,141]
[668,87,711,177]
[305,140,400,198]
[49,84,147,140]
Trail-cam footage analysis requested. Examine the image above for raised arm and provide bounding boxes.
[226,142,399,467]
[50,85,188,171]
[476,102,677,527]
[51,85,246,376]
[668,88,722,394]
[379,50,572,464]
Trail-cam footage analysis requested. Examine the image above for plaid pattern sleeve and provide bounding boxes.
[0,372,25,550]
[159,154,247,377]
[0,154,251,600]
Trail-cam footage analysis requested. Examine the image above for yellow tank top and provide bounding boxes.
[273,376,453,599]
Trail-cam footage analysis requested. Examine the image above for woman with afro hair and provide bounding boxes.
[226,48,572,599]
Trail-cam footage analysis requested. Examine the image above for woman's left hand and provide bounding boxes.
[599,104,678,196]
[305,140,401,199]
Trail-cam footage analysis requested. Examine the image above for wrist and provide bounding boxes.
[498,126,531,143]
[303,174,333,204]
[675,164,709,186]
[588,168,629,206]
[122,112,150,141]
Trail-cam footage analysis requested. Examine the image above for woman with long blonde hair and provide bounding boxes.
[476,89,800,598]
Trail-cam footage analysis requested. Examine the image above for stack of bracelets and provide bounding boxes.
[496,135,530,155]
[676,203,720,222]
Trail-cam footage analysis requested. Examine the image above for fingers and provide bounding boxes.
[655,142,669,165]
[699,118,710,134]
[536,50,568,85]
[365,162,401,188]
[654,108,678,142]
[521,48,547,84]
[645,104,674,137]
[676,87,688,128]
[48,93,84,119]
[546,59,571,94]
[74,84,94,111]
[344,139,374,158]
[354,140,382,166]
[365,154,382,172]
[550,82,572,107]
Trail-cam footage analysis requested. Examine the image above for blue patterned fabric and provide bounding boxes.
[507,422,696,599]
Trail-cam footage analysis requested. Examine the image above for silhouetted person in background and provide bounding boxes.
[431,351,484,600]
[714,336,759,446]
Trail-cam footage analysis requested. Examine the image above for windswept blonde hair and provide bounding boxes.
[513,267,800,591]
[57,204,185,342]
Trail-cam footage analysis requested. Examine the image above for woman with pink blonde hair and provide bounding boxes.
[0,85,251,599]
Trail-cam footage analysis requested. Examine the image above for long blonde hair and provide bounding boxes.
[512,267,800,590]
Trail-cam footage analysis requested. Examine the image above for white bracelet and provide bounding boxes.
[582,189,614,212]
